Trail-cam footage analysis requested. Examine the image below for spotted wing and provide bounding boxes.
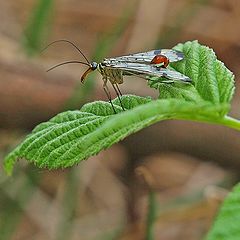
[103,49,184,65]
[105,62,191,82]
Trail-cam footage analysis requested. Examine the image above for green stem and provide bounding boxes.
[200,115,240,131]
[145,190,157,240]
[217,116,240,130]
[177,115,240,131]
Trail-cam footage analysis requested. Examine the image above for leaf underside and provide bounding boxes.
[3,40,235,174]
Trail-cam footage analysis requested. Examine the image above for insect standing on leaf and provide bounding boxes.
[45,40,191,113]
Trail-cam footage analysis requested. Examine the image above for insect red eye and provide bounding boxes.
[151,54,169,67]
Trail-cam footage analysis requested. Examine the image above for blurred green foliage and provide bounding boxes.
[23,0,54,55]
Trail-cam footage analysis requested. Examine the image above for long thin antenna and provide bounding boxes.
[42,39,90,64]
[47,60,90,72]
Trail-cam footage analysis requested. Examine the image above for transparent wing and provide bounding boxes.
[105,62,191,82]
[103,49,184,65]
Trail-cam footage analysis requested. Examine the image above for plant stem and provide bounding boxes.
[199,115,240,131]
[218,116,240,131]
[145,190,157,240]
[177,115,240,131]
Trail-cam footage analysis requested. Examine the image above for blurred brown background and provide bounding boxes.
[0,0,240,239]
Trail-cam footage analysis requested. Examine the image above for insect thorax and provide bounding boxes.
[98,63,123,84]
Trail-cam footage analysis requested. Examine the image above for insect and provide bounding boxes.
[45,40,191,113]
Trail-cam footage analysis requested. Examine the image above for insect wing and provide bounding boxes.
[157,49,184,62]
[105,62,191,82]
[155,68,191,82]
[103,49,184,65]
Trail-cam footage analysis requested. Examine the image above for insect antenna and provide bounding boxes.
[42,39,90,64]
[46,60,90,72]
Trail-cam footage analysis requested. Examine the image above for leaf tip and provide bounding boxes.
[3,151,20,176]
[3,158,14,176]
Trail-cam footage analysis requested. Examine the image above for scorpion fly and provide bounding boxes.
[45,40,191,113]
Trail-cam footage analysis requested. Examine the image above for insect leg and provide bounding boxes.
[110,83,125,111]
[115,84,123,96]
[102,78,116,114]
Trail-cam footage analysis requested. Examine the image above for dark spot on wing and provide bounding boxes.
[154,50,161,55]
[175,50,184,59]
[162,72,168,78]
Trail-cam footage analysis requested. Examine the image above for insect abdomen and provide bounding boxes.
[99,64,123,84]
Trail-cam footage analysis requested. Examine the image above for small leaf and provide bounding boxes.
[206,183,240,240]
[149,41,235,114]
[172,40,235,105]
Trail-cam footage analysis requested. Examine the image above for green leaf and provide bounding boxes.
[4,95,230,174]
[3,41,239,174]
[149,80,203,103]
[206,183,240,240]
[173,41,234,104]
